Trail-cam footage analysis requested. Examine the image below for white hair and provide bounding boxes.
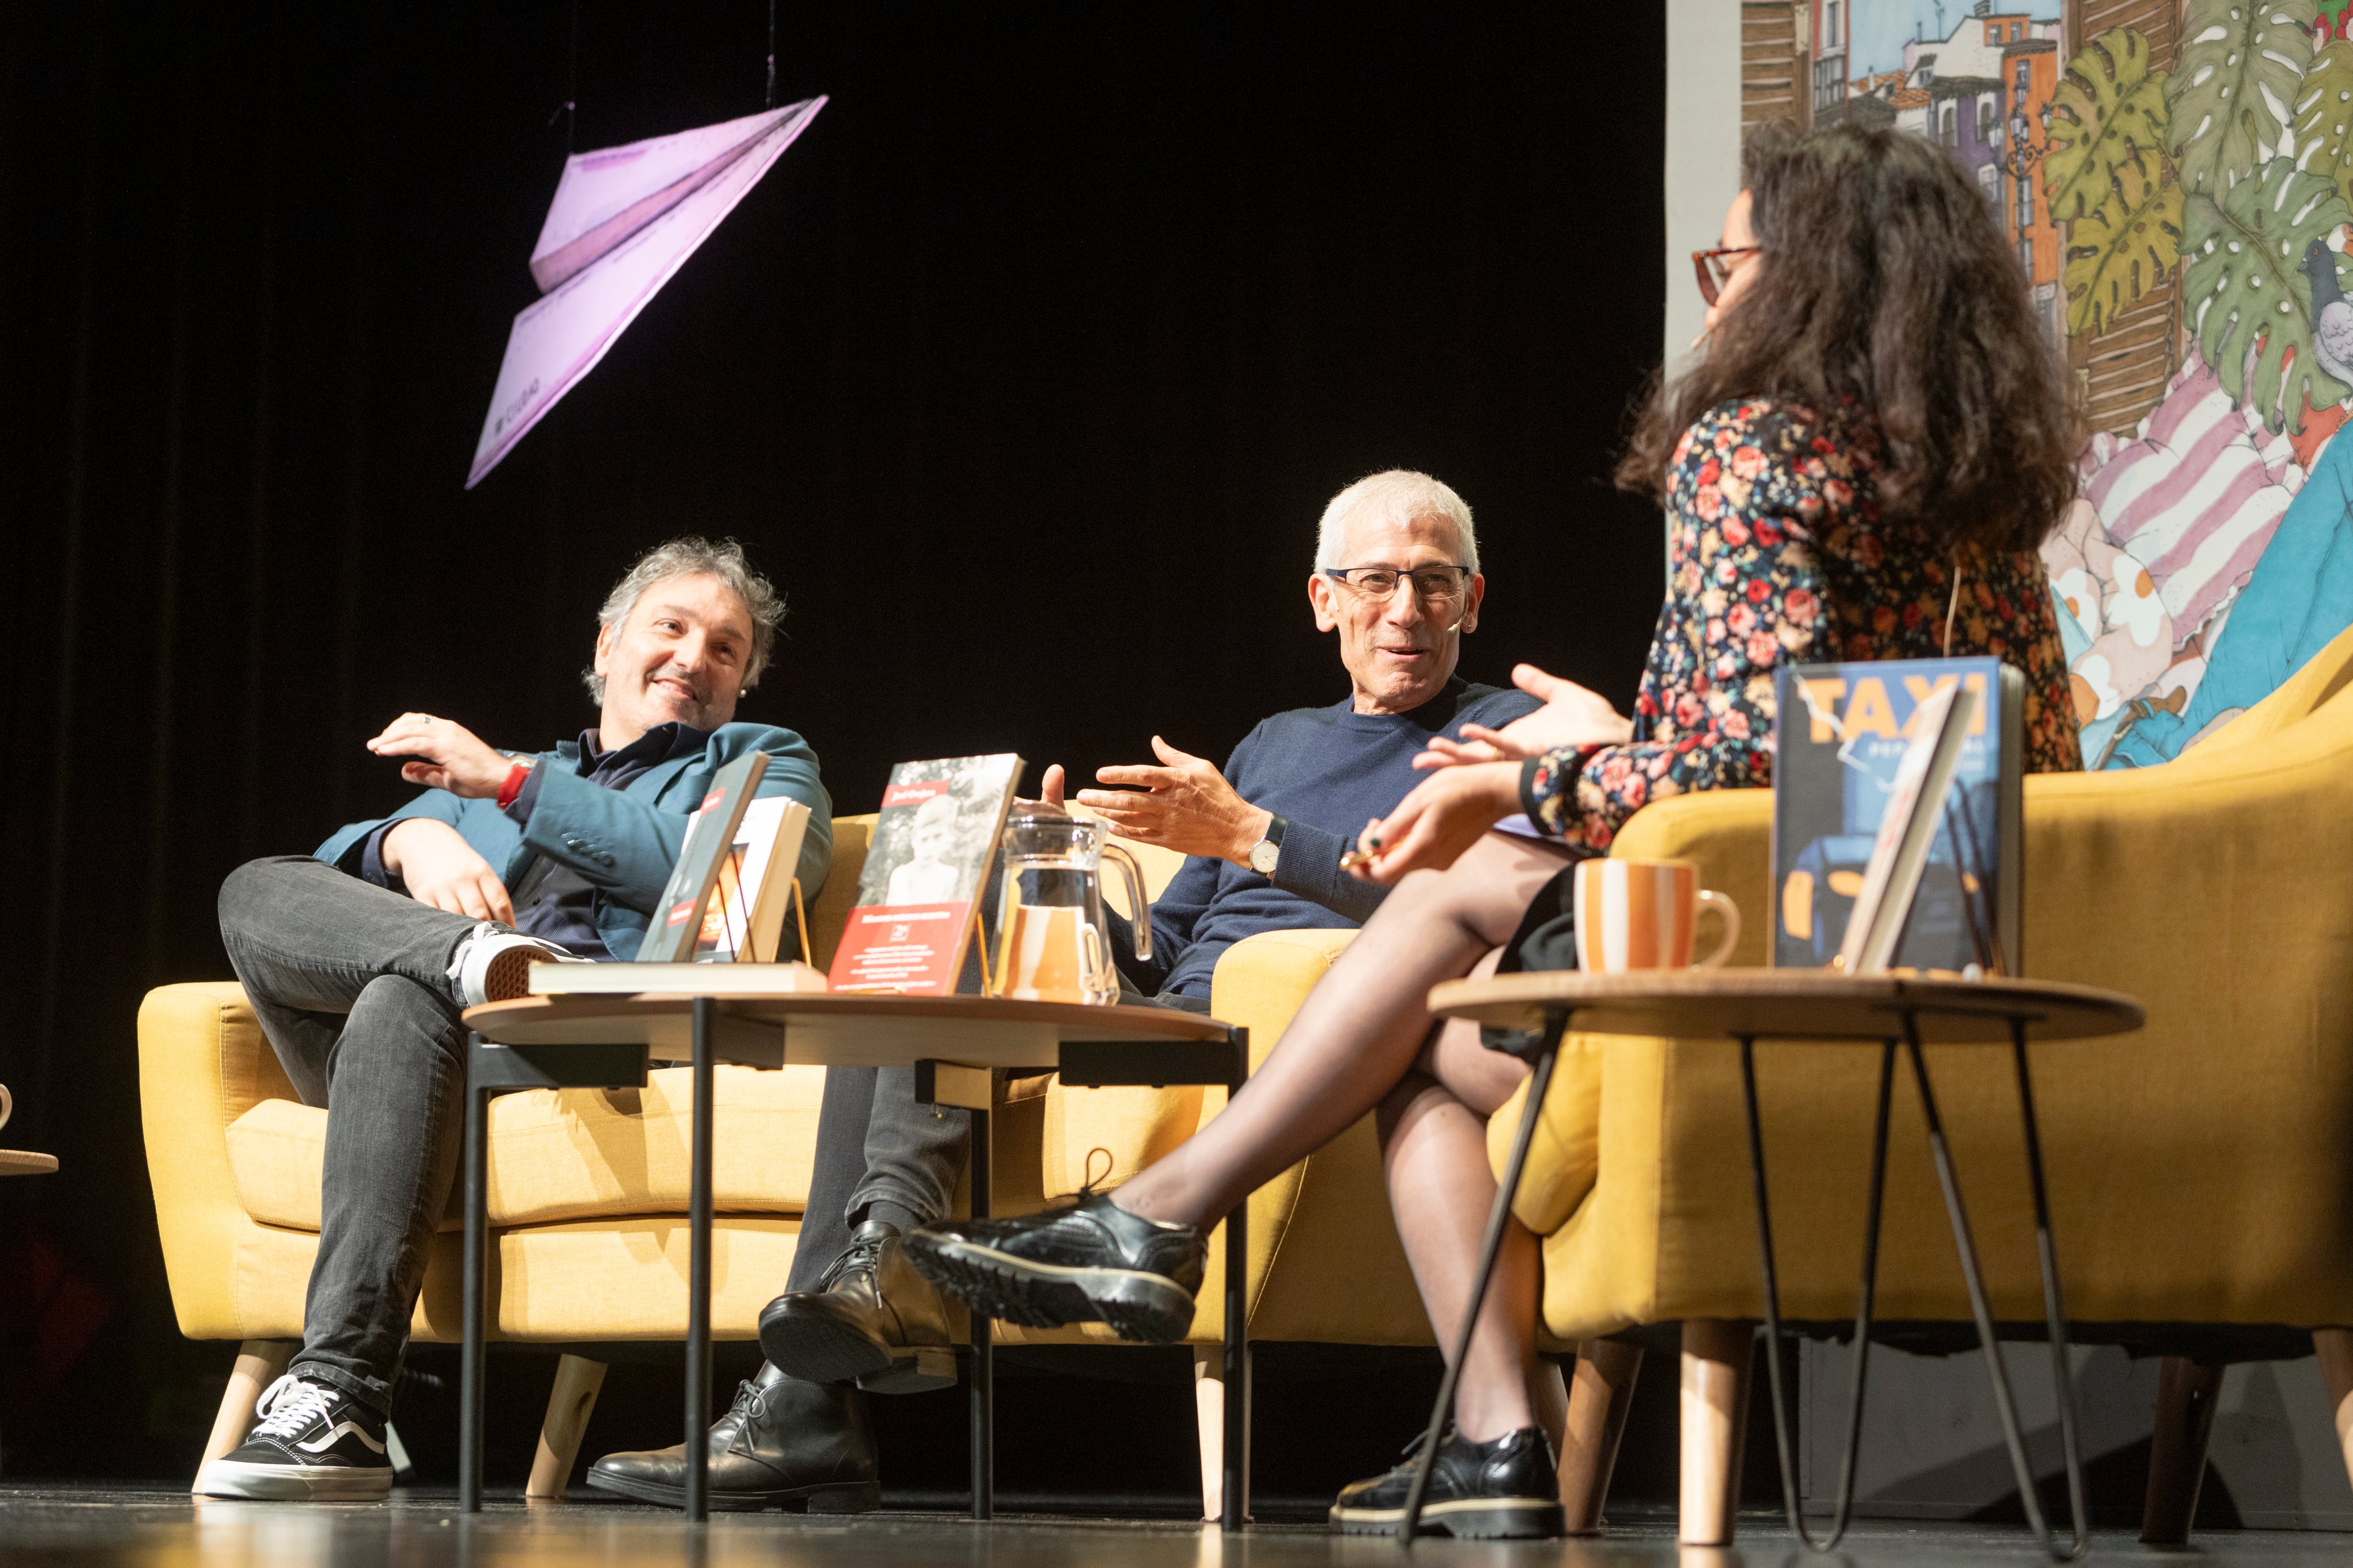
[1313,469,1479,575]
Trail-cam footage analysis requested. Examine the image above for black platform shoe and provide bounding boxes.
[584,1363,878,1513]
[1328,1426,1565,1539]
[904,1193,1205,1343]
[758,1219,958,1393]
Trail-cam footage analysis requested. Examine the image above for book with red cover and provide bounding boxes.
[826,754,1024,995]
[632,751,768,963]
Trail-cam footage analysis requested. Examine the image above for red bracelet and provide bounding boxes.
[496,759,533,809]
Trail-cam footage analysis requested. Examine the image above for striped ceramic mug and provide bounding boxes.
[1572,858,1741,972]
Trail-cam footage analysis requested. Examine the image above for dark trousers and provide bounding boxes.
[786,1067,970,1292]
[219,854,978,1403]
[217,856,477,1415]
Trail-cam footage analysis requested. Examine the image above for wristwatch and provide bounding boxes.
[1247,814,1286,877]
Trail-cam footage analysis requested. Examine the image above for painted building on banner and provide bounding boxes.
[1756,0,2353,771]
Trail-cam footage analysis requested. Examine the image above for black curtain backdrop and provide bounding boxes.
[0,2,1665,1483]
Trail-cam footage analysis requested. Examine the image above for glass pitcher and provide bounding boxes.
[991,808,1151,1006]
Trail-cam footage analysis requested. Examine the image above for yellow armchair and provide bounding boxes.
[1494,623,2353,1545]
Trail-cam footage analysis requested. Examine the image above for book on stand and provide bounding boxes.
[531,789,832,995]
[691,795,813,963]
[1771,656,2024,976]
[630,752,768,963]
[826,755,1025,995]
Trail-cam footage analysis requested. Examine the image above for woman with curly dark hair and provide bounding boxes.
[907,122,2085,1538]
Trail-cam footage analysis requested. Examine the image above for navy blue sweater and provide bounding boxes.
[1110,677,1540,1000]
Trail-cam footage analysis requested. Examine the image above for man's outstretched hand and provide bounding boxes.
[1075,737,1272,867]
[382,818,514,924]
[1413,663,1632,770]
[368,712,513,798]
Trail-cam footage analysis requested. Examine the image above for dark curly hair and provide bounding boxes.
[1617,121,2077,557]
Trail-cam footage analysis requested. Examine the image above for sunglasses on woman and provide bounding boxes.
[1692,245,1761,307]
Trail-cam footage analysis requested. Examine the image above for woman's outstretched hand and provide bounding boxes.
[1347,760,1523,883]
[1413,663,1632,770]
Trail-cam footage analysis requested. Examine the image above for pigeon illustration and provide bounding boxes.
[2301,226,2353,387]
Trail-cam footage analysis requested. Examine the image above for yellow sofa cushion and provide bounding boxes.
[225,1064,827,1232]
[1485,1032,1607,1236]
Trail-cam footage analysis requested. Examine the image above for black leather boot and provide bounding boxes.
[584,1362,878,1512]
[758,1219,958,1393]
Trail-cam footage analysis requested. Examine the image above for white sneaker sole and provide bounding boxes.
[196,1458,394,1501]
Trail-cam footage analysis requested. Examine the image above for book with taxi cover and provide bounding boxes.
[826,754,1024,994]
[1771,656,2023,975]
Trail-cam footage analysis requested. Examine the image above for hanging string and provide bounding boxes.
[763,0,777,107]
[565,0,579,151]
[546,0,579,147]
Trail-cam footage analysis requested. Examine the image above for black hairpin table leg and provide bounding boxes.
[969,1100,993,1522]
[2011,1015,2090,1560]
[683,997,715,1523]
[1399,1010,1567,1540]
[459,1044,489,1514]
[1903,1011,2086,1562]
[1743,1035,1896,1551]
[1221,1029,1252,1531]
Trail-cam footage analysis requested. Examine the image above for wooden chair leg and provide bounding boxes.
[194,1340,295,1490]
[1561,1338,1644,1534]
[526,1354,609,1502]
[1679,1320,1754,1547]
[2315,1330,2353,1501]
[1193,1346,1224,1523]
[2138,1355,2223,1545]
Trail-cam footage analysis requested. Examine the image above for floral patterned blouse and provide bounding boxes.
[1522,398,2082,849]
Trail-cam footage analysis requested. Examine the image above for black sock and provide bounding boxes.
[858,1200,921,1237]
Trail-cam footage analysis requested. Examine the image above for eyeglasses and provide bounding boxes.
[1693,245,1761,306]
[1321,564,1473,605]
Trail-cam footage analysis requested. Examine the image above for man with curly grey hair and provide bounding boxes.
[200,536,833,1502]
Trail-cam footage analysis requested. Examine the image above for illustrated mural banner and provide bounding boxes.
[1749,0,2353,767]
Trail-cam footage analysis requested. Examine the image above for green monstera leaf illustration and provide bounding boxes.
[2293,39,2353,207]
[2169,0,2313,198]
[2183,158,2353,430]
[2065,147,2185,336]
[2046,28,2171,223]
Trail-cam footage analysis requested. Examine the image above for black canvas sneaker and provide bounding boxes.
[1328,1426,1565,1539]
[902,1194,1205,1343]
[195,1374,394,1501]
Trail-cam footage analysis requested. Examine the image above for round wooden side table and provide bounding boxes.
[460,990,1252,1526]
[1421,968,2144,1559]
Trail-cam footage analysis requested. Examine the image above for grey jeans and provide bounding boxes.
[217,856,479,1414]
[218,855,977,1404]
[786,1067,970,1293]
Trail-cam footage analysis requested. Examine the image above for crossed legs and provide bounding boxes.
[218,855,478,1412]
[1111,831,1576,1439]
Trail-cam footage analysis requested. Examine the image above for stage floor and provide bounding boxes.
[0,1486,2350,1566]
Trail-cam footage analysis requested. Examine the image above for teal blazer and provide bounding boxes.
[314,723,833,960]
